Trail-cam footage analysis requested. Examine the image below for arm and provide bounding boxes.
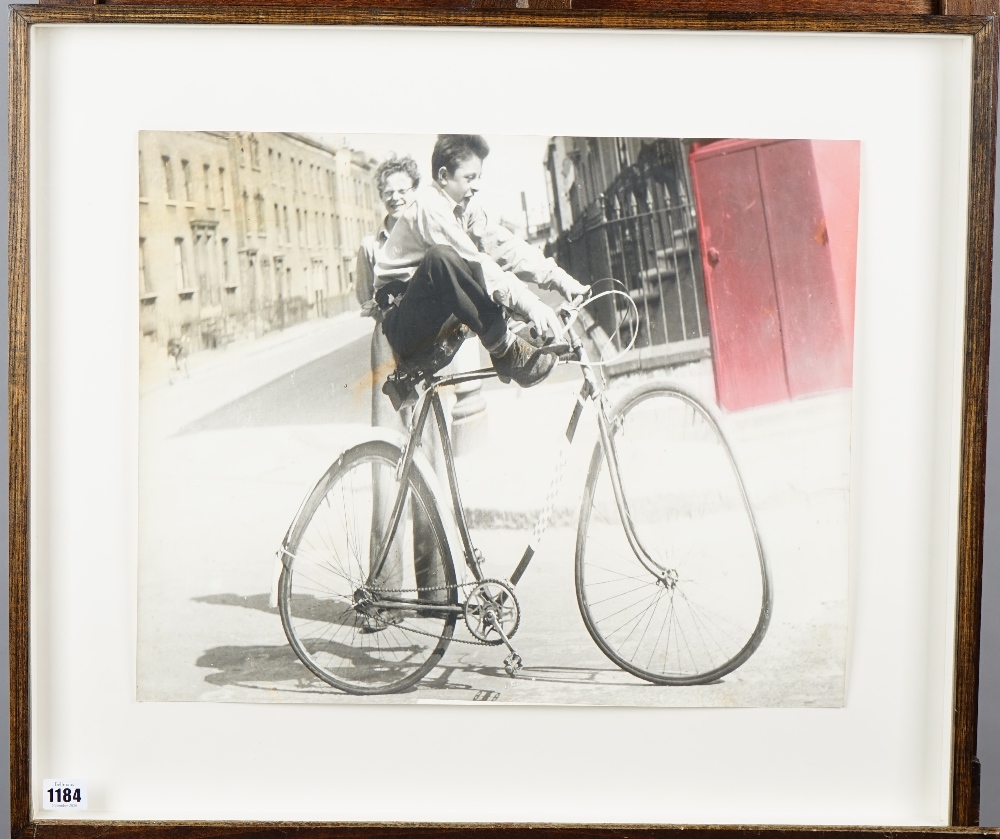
[355,239,378,315]
[409,200,549,320]
[468,205,587,300]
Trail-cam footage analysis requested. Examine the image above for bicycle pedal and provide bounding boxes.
[503,653,523,678]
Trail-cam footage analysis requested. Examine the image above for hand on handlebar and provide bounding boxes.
[524,298,564,343]
[561,277,590,301]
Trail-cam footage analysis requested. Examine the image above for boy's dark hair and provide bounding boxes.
[431,135,490,178]
[374,155,420,195]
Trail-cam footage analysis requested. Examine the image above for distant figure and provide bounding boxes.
[167,335,189,381]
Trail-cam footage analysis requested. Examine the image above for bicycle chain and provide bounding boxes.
[364,580,507,647]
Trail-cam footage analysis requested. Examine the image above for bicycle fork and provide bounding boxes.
[594,400,673,585]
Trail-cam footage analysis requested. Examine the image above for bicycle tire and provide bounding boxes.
[575,382,771,686]
[279,439,457,695]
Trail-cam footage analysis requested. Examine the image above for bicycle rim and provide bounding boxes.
[279,440,457,695]
[575,383,771,686]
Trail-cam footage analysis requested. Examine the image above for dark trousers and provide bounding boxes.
[382,245,507,361]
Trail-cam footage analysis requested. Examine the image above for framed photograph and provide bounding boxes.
[9,4,996,834]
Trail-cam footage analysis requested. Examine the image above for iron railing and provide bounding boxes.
[557,200,709,357]
[551,139,711,369]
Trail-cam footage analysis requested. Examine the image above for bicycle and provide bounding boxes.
[276,286,772,695]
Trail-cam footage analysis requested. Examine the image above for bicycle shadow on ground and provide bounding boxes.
[191,591,717,695]
[193,643,650,697]
[450,662,715,687]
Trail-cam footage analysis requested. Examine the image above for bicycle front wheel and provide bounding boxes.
[278,440,457,695]
[575,382,771,686]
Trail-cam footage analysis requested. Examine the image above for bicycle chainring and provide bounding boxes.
[464,579,520,645]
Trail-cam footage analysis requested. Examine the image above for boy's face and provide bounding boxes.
[381,171,417,220]
[438,155,482,206]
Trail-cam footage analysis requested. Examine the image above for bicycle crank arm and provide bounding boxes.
[485,611,523,677]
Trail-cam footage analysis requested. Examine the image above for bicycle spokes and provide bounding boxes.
[576,384,770,686]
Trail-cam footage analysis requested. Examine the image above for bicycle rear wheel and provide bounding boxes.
[575,382,771,686]
[279,440,457,695]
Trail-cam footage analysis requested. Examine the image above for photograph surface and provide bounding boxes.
[137,132,858,707]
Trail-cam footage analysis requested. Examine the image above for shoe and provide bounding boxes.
[491,334,555,388]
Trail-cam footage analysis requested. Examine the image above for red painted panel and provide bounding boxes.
[689,146,790,410]
[757,140,852,396]
[813,139,861,365]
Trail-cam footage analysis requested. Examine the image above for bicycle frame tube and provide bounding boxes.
[509,383,590,586]
[369,309,649,591]
[366,385,436,586]
[367,378,491,587]
[430,387,487,582]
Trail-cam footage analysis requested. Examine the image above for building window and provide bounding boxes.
[263,257,274,299]
[219,167,228,208]
[268,148,275,183]
[221,237,231,287]
[296,209,303,246]
[250,135,261,170]
[174,238,188,291]
[283,206,291,243]
[304,210,310,247]
[274,204,281,243]
[193,230,210,294]
[162,156,175,201]
[138,152,147,200]
[255,193,266,236]
[291,158,298,194]
[243,191,253,236]
[139,238,149,294]
[203,164,212,207]
[181,160,193,202]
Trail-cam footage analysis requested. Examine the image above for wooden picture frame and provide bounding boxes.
[9,2,997,834]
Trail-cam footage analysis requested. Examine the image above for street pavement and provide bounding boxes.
[137,313,849,707]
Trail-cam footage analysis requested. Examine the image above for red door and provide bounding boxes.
[690,139,858,411]
[757,140,852,397]
[689,143,789,409]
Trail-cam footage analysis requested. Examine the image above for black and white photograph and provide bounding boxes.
[136,131,859,707]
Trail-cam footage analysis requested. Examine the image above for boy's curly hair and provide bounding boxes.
[374,155,420,195]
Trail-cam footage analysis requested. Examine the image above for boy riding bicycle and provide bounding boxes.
[374,134,588,388]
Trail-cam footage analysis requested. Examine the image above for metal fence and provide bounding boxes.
[552,146,710,368]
